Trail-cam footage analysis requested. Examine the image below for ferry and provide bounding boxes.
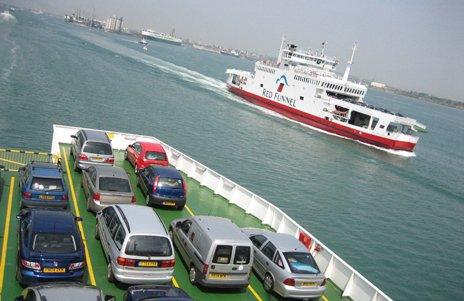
[141,29,182,46]
[0,125,392,301]
[226,38,424,152]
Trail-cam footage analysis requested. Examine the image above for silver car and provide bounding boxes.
[82,165,135,212]
[96,204,175,284]
[14,282,115,301]
[70,129,114,171]
[243,228,326,299]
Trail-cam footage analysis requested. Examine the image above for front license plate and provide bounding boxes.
[163,201,176,206]
[39,195,54,200]
[138,261,158,267]
[43,267,65,273]
[209,273,228,279]
[301,282,317,287]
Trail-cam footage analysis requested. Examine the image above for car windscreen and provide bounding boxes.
[83,142,112,155]
[158,177,182,189]
[283,252,320,274]
[30,177,63,191]
[234,246,251,264]
[99,177,131,192]
[33,233,77,253]
[145,151,166,160]
[125,235,172,257]
[212,245,232,264]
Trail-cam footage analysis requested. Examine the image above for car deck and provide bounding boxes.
[0,145,347,301]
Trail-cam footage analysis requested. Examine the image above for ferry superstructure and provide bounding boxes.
[141,29,182,46]
[226,38,424,152]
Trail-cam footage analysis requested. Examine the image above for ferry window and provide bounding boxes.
[300,96,304,100]
[387,122,400,133]
[380,125,385,129]
[213,245,232,264]
[371,118,379,130]
[348,111,371,128]
[260,84,263,88]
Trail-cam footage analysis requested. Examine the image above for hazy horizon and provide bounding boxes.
[5,0,464,101]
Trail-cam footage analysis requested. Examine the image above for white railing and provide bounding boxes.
[51,124,392,301]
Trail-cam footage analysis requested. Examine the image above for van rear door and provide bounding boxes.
[207,244,252,281]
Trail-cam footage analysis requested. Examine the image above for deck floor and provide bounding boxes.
[0,144,344,301]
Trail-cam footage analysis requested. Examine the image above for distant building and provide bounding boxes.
[370,81,386,89]
[105,15,123,32]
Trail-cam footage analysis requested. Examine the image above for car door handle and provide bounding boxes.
[265,262,269,266]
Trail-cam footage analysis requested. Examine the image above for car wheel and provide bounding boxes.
[95,223,100,240]
[189,266,197,285]
[107,263,115,283]
[264,273,274,293]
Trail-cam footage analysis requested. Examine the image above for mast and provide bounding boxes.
[277,35,285,65]
[342,43,357,83]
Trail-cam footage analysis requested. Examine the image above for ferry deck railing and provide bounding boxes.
[51,124,393,301]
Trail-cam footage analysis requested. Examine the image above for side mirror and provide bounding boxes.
[70,135,77,139]
[104,295,116,301]
[75,216,83,222]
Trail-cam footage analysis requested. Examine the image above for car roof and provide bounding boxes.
[116,205,167,236]
[29,162,62,178]
[93,165,128,179]
[30,209,76,233]
[150,166,181,178]
[138,141,166,152]
[245,229,307,252]
[193,216,250,242]
[81,129,110,143]
[126,285,191,300]
[36,283,101,300]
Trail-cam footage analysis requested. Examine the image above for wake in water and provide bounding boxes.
[70,30,415,157]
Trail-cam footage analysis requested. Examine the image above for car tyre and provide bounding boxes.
[107,263,115,283]
[189,266,198,285]
[264,273,274,293]
[95,223,100,240]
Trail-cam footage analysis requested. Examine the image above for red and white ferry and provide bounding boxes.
[226,38,424,152]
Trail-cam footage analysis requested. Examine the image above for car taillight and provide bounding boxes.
[152,176,159,193]
[117,256,135,267]
[160,259,175,268]
[22,192,32,200]
[202,263,209,274]
[182,179,187,193]
[131,195,136,204]
[105,157,114,164]
[321,278,326,286]
[93,192,100,201]
[69,261,85,270]
[62,194,68,200]
[78,154,88,161]
[21,259,41,270]
[283,278,295,286]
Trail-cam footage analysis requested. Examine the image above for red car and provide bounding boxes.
[125,141,169,172]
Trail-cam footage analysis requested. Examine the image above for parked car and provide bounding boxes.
[125,141,169,173]
[137,166,186,210]
[16,209,86,285]
[95,204,175,284]
[170,216,253,288]
[0,164,4,198]
[18,161,68,209]
[14,282,115,301]
[242,228,326,299]
[123,285,192,301]
[82,165,136,212]
[70,129,114,171]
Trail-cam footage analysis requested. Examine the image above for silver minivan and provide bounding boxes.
[96,204,175,284]
[243,228,326,299]
[170,216,253,288]
[82,165,136,212]
[71,129,114,171]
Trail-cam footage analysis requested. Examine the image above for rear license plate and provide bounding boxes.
[301,282,318,287]
[91,156,103,162]
[163,201,176,206]
[209,273,228,279]
[39,195,54,200]
[43,267,65,273]
[138,261,158,267]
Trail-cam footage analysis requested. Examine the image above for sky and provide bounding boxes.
[6,0,464,101]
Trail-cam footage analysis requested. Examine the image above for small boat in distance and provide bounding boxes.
[226,38,425,152]
[138,37,148,46]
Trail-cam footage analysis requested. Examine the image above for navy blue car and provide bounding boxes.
[18,161,68,209]
[136,166,187,210]
[123,285,193,301]
[16,208,86,285]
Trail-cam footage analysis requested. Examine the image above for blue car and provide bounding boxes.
[137,166,187,210]
[16,208,86,285]
[124,285,193,301]
[18,161,68,209]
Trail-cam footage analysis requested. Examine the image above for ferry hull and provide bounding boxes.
[228,85,416,152]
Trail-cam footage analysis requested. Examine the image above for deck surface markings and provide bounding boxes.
[0,177,15,294]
